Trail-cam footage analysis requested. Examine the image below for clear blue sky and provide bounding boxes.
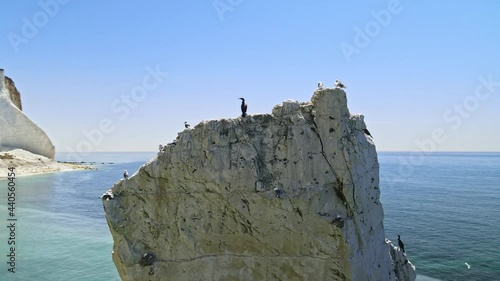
[1,0,499,153]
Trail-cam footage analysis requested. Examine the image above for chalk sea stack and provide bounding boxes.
[0,69,55,159]
[103,87,416,280]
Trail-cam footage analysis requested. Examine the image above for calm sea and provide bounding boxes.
[0,152,498,281]
[380,152,500,281]
[0,152,156,281]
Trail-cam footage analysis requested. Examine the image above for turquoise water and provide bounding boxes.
[380,152,500,281]
[0,152,498,280]
[0,152,155,281]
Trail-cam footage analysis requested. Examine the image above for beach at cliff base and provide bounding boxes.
[0,147,93,179]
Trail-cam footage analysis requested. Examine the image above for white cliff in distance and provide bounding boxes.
[103,88,416,281]
[0,69,55,159]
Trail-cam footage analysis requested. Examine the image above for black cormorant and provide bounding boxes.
[363,129,373,138]
[398,235,405,253]
[123,170,129,180]
[335,80,346,89]
[184,121,190,129]
[239,97,247,117]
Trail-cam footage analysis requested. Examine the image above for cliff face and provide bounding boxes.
[0,70,55,159]
[103,89,416,281]
[4,76,22,110]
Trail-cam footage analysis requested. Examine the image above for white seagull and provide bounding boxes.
[335,79,346,89]
[465,262,471,269]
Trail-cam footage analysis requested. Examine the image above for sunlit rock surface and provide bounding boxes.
[0,69,55,159]
[104,88,416,281]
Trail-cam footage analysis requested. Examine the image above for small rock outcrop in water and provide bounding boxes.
[0,69,55,159]
[103,88,416,280]
[389,239,417,281]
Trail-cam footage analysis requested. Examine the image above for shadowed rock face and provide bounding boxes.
[0,71,55,159]
[5,76,22,111]
[103,89,416,281]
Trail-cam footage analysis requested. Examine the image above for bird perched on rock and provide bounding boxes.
[123,170,129,180]
[331,215,345,228]
[239,97,247,117]
[273,187,282,198]
[363,129,373,138]
[159,144,163,152]
[398,235,405,253]
[335,80,346,89]
[139,253,156,267]
[184,121,190,129]
[100,191,115,201]
[317,81,323,89]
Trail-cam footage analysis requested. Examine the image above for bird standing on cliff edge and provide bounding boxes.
[318,81,323,89]
[273,187,282,198]
[398,235,405,253]
[363,129,373,138]
[335,80,346,89]
[184,121,190,129]
[123,170,129,180]
[239,97,247,117]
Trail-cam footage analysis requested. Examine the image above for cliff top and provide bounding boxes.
[103,87,415,280]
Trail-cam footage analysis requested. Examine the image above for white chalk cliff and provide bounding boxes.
[103,88,416,280]
[0,69,55,159]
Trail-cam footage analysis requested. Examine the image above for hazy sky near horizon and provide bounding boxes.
[1,0,499,154]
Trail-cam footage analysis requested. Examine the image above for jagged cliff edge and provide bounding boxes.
[103,88,416,281]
